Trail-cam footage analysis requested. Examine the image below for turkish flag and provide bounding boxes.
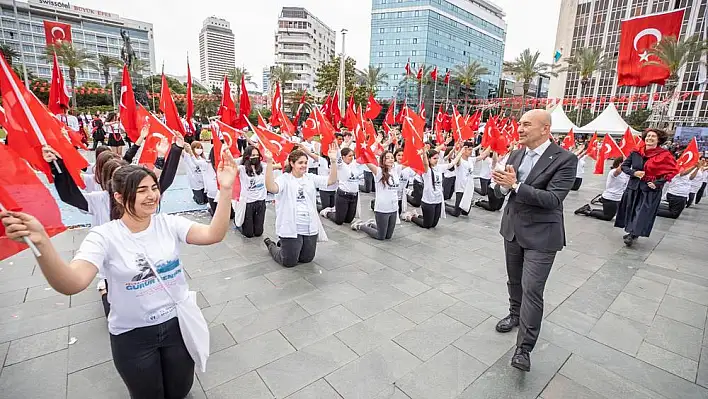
[434,105,445,135]
[443,70,450,85]
[48,53,70,114]
[364,95,382,120]
[586,132,600,160]
[292,89,308,127]
[405,61,412,76]
[0,143,66,261]
[43,21,72,45]
[561,128,575,150]
[136,105,176,166]
[250,123,294,165]
[401,115,425,175]
[385,98,396,126]
[354,111,377,166]
[270,82,282,127]
[185,61,194,134]
[430,66,438,82]
[217,76,237,127]
[416,66,424,81]
[278,109,296,137]
[314,107,336,151]
[159,74,185,136]
[617,9,685,87]
[618,127,637,157]
[452,106,473,142]
[594,134,624,174]
[331,91,342,128]
[302,109,319,140]
[213,120,241,158]
[119,65,139,142]
[236,75,251,130]
[677,137,700,171]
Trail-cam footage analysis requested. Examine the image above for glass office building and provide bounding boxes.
[0,0,155,86]
[369,0,507,102]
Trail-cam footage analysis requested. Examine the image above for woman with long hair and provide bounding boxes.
[235,145,268,238]
[575,157,629,221]
[299,144,338,212]
[91,112,106,150]
[1,154,237,398]
[404,149,447,229]
[615,128,678,247]
[319,147,363,225]
[263,145,338,267]
[105,112,125,156]
[352,150,400,240]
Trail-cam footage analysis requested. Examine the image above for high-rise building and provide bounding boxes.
[274,7,336,95]
[262,66,271,94]
[369,0,507,101]
[0,0,155,86]
[199,16,235,90]
[549,0,708,124]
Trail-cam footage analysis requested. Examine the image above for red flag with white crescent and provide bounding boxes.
[364,94,382,120]
[270,81,282,127]
[677,137,700,171]
[137,105,176,166]
[185,60,194,134]
[119,65,139,142]
[159,73,185,136]
[217,76,237,127]
[43,21,72,45]
[618,127,637,157]
[48,53,70,114]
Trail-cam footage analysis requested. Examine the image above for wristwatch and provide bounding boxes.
[511,182,519,191]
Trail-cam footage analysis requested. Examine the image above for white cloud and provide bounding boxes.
[75,0,561,89]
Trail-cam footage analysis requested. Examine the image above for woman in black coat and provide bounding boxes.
[615,128,678,247]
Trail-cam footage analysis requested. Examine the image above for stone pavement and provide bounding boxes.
[2,169,708,399]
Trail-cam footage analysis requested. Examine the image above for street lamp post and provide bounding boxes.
[12,0,30,88]
[338,29,347,117]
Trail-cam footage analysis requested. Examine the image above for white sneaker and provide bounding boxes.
[319,208,330,218]
[365,218,376,227]
[350,219,363,230]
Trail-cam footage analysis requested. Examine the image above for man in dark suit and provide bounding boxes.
[491,109,577,372]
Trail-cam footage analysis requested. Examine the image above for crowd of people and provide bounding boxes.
[2,104,706,395]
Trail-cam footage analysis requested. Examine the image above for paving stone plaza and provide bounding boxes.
[1,164,708,399]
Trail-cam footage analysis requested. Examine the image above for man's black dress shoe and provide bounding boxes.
[511,347,531,372]
[495,314,519,333]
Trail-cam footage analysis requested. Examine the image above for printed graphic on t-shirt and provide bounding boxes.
[125,253,182,295]
[348,171,358,182]
[248,177,264,191]
[297,186,306,201]
[432,172,441,190]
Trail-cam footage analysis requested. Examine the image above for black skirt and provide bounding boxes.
[107,133,125,147]
[614,187,662,237]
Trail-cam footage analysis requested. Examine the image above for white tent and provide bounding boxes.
[577,103,640,136]
[550,104,579,134]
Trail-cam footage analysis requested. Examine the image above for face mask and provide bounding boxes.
[195,149,203,155]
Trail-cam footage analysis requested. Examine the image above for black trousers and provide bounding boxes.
[696,182,707,204]
[208,198,235,219]
[360,171,375,193]
[192,189,207,205]
[328,190,358,225]
[476,189,504,211]
[360,211,397,240]
[267,234,318,267]
[412,202,441,229]
[237,138,247,154]
[504,239,556,352]
[571,177,582,191]
[445,192,470,217]
[241,200,266,237]
[92,139,105,150]
[475,178,490,196]
[687,192,697,207]
[443,176,456,200]
[318,190,336,211]
[587,199,619,221]
[407,181,423,208]
[110,317,194,399]
[657,193,687,219]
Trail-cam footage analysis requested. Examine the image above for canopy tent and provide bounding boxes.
[549,104,579,134]
[577,103,640,136]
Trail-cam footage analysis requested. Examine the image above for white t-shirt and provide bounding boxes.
[336,156,363,194]
[181,152,204,191]
[85,191,111,227]
[302,141,320,168]
[318,161,338,192]
[422,165,445,204]
[475,158,492,180]
[275,173,328,237]
[239,163,267,203]
[666,173,691,198]
[690,170,704,193]
[73,214,195,335]
[82,173,101,193]
[602,170,630,201]
[195,157,217,199]
[454,158,475,193]
[576,155,587,178]
[374,168,401,213]
[397,165,415,200]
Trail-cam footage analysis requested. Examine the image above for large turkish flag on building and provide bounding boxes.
[617,9,684,87]
[43,21,72,46]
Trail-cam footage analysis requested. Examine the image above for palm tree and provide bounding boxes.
[503,49,552,97]
[45,42,97,108]
[453,61,490,113]
[270,65,295,91]
[227,67,251,99]
[361,65,389,95]
[97,55,122,86]
[553,47,612,124]
[646,34,708,95]
[0,43,19,66]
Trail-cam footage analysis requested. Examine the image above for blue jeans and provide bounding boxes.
[110,317,194,399]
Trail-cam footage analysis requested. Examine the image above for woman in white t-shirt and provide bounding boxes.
[352,150,400,240]
[320,147,364,225]
[299,144,338,212]
[404,149,446,229]
[0,155,238,398]
[263,144,338,267]
[655,163,697,219]
[695,159,707,204]
[105,113,125,156]
[575,157,629,221]
[181,141,207,205]
[235,145,268,238]
[571,148,588,191]
[686,165,704,208]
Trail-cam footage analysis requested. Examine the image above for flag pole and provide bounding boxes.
[338,29,348,117]
[418,66,424,114]
[432,72,438,133]
[0,203,42,257]
[445,72,450,112]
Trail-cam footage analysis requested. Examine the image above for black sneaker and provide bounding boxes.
[623,234,637,247]
[574,204,591,215]
[263,238,273,249]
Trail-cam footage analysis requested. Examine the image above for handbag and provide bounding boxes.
[232,199,247,227]
[145,258,210,372]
